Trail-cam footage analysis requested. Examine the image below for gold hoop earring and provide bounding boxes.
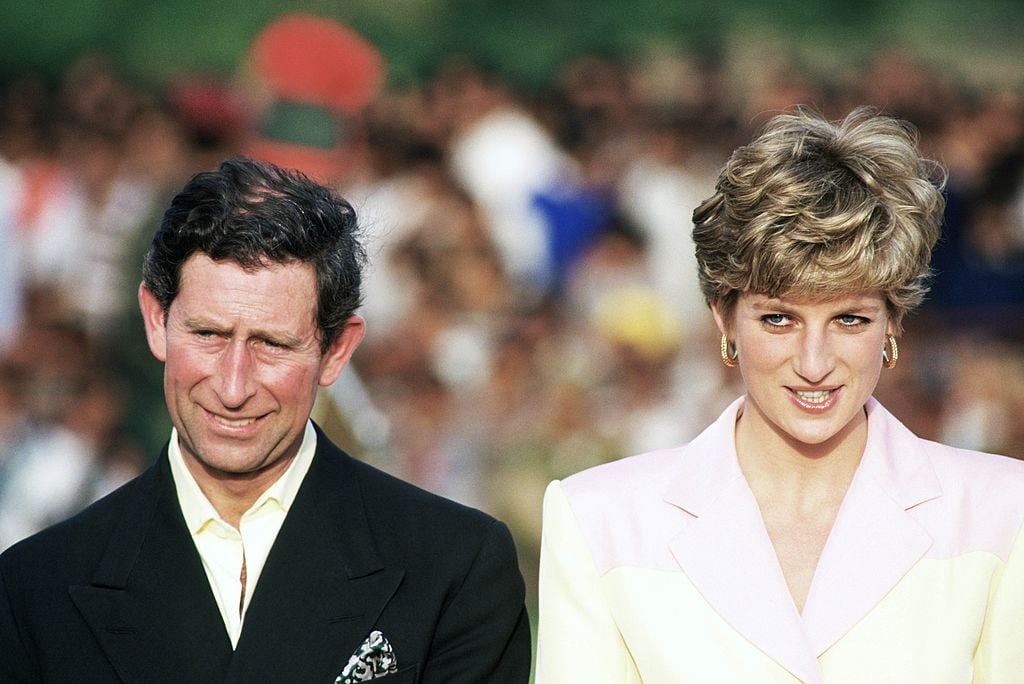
[882,335,898,370]
[720,334,738,367]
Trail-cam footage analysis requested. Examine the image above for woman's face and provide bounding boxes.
[713,291,895,454]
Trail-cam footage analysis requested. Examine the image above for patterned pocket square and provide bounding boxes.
[336,630,399,683]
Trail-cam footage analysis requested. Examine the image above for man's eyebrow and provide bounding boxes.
[254,330,304,347]
[182,317,228,331]
[182,317,305,347]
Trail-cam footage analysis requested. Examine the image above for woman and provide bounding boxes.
[535,108,1024,683]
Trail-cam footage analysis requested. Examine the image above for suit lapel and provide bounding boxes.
[228,433,403,684]
[664,399,822,684]
[663,398,941,684]
[69,452,232,683]
[801,399,939,655]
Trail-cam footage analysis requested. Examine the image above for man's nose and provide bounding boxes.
[214,340,258,408]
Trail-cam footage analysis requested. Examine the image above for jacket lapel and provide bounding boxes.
[663,397,941,684]
[663,398,822,684]
[227,432,403,684]
[801,398,939,655]
[69,453,232,683]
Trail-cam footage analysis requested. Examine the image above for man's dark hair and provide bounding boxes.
[143,157,365,352]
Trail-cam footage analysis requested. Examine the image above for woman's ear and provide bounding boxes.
[886,315,900,338]
[710,300,730,337]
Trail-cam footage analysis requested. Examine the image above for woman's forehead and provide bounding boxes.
[740,290,888,310]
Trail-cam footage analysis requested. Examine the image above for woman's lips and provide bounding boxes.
[789,387,840,411]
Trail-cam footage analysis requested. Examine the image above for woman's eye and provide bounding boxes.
[762,314,790,327]
[838,315,868,327]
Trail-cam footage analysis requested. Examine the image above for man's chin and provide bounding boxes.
[183,442,277,480]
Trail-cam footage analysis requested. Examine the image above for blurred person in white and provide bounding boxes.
[0,304,143,552]
[9,58,175,339]
[617,115,718,339]
[351,144,518,504]
[537,107,1024,682]
[72,102,190,337]
[441,60,577,296]
[0,363,133,551]
[0,158,24,353]
[0,323,91,551]
[0,362,92,548]
[563,220,728,457]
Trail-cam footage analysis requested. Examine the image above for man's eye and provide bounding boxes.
[260,338,290,350]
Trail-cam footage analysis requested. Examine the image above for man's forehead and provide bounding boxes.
[175,254,319,319]
[180,252,312,275]
[177,253,318,289]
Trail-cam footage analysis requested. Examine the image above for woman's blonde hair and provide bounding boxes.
[692,107,945,330]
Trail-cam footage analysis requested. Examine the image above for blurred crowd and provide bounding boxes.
[2,35,1023,602]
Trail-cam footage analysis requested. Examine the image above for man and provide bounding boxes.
[0,158,531,683]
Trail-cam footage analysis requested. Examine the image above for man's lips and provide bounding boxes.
[203,408,268,428]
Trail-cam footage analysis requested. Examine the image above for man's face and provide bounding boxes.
[139,254,363,484]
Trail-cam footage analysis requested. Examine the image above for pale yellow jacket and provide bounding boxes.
[537,398,1024,683]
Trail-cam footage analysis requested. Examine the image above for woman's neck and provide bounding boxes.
[734,402,868,508]
[734,403,869,613]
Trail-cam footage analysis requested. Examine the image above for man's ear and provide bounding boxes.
[138,282,169,362]
[318,315,366,386]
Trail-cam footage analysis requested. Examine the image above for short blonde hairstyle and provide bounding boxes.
[692,107,945,330]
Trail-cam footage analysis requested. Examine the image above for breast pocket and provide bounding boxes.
[371,664,419,683]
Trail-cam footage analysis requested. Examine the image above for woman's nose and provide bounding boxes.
[793,330,834,383]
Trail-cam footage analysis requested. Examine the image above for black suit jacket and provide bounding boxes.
[0,426,531,683]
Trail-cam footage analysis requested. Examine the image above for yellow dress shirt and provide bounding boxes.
[168,421,316,648]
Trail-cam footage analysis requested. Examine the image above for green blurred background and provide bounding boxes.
[3,0,1022,91]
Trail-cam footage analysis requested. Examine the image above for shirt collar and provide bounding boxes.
[169,421,318,533]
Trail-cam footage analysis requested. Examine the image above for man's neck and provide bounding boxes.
[183,453,297,529]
